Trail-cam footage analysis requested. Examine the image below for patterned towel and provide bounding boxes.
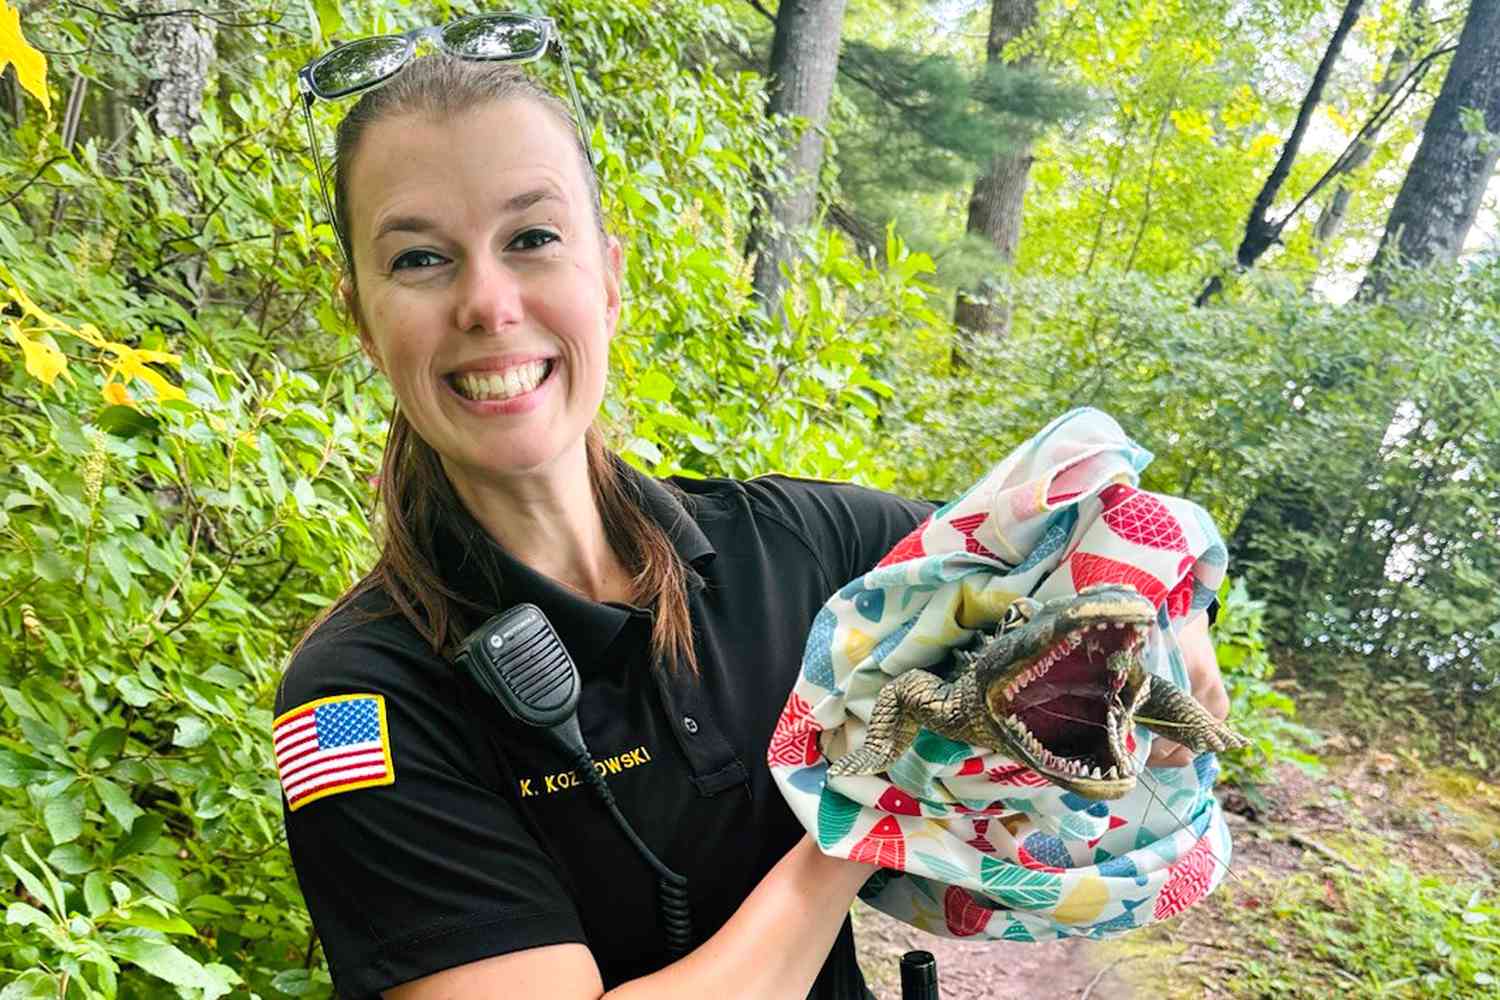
[768,408,1233,940]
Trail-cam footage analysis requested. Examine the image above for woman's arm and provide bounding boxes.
[385,833,870,1000]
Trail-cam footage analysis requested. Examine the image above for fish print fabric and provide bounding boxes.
[768,408,1234,941]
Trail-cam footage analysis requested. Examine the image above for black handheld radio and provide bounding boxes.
[454,603,693,958]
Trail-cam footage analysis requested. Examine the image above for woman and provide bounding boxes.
[274,45,1229,1000]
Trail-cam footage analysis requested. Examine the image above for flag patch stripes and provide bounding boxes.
[273,693,394,811]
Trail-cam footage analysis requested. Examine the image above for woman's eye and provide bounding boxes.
[510,228,558,251]
[391,249,446,271]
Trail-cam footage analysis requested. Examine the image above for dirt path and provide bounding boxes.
[852,901,1133,1000]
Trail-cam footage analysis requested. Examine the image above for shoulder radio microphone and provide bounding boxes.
[455,603,693,959]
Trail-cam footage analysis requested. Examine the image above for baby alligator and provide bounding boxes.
[826,584,1249,800]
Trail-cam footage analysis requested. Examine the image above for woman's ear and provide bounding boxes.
[603,235,623,340]
[342,277,385,373]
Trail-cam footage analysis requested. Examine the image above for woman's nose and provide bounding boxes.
[453,256,524,335]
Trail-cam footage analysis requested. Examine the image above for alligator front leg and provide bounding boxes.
[1136,676,1250,754]
[827,669,980,777]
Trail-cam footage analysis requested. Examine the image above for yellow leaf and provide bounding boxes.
[102,381,135,407]
[0,0,48,114]
[74,321,108,348]
[1248,133,1281,158]
[133,366,186,402]
[6,321,71,387]
[1169,108,1215,143]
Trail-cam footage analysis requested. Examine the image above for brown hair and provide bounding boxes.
[300,54,698,678]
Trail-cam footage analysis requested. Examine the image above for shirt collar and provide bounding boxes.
[431,458,716,670]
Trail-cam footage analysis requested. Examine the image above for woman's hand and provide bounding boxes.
[1146,611,1231,767]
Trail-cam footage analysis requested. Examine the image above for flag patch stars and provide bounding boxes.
[273,694,394,811]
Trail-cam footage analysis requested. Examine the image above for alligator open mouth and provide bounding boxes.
[988,618,1149,783]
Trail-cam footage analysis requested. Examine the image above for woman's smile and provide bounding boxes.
[444,357,558,414]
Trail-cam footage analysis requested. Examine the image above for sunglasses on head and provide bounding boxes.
[295,11,594,268]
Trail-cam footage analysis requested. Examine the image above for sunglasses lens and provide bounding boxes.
[443,15,546,60]
[311,36,410,97]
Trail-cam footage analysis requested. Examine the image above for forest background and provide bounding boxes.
[0,0,1496,996]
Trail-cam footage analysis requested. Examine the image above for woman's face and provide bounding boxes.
[344,98,620,493]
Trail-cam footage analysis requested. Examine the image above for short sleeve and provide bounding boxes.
[743,476,935,590]
[274,611,586,997]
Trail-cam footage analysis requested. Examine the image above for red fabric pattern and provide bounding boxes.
[949,512,1002,560]
[1099,484,1187,552]
[1152,835,1217,920]
[767,693,822,768]
[1069,551,1168,607]
[944,886,995,936]
[848,816,907,869]
[875,517,932,567]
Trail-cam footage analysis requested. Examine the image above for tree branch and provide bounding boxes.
[742,0,776,24]
[1195,0,1367,305]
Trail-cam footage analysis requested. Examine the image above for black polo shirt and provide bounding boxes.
[274,466,933,997]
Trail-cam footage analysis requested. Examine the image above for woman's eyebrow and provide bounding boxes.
[372,188,565,243]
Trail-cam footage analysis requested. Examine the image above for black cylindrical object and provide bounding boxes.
[900,949,939,1000]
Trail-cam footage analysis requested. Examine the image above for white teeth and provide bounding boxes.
[453,360,550,401]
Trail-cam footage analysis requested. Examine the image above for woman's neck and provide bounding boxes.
[444,450,635,605]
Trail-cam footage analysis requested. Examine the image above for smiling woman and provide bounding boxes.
[273,47,938,1000]
[269,32,1232,1000]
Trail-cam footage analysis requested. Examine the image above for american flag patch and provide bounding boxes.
[273,694,394,811]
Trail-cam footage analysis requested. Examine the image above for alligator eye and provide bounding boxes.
[1001,598,1040,630]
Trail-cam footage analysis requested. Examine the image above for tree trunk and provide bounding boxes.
[1195,0,1367,307]
[133,2,218,142]
[745,0,849,317]
[951,0,1040,361]
[130,2,218,312]
[1358,0,1500,299]
[1312,0,1427,248]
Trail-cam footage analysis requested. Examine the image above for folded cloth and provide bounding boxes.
[768,407,1234,941]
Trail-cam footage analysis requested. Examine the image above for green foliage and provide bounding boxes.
[1219,860,1499,998]
[1210,578,1323,792]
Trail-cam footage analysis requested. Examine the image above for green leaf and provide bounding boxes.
[97,538,134,596]
[172,715,210,748]
[94,777,144,831]
[112,812,165,862]
[95,404,159,438]
[84,871,111,918]
[116,908,196,935]
[5,901,53,929]
[43,789,83,844]
[132,862,178,904]
[0,748,53,786]
[116,675,156,708]
[106,936,210,989]
[4,855,55,917]
[637,368,676,402]
[18,716,62,756]
[86,725,127,766]
[45,841,92,875]
[259,431,287,504]
[0,970,58,999]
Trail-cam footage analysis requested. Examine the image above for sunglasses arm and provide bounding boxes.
[299,89,357,273]
[554,39,596,172]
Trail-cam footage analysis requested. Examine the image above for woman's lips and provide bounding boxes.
[444,359,556,414]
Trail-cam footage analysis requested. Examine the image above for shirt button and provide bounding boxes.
[682,716,699,735]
